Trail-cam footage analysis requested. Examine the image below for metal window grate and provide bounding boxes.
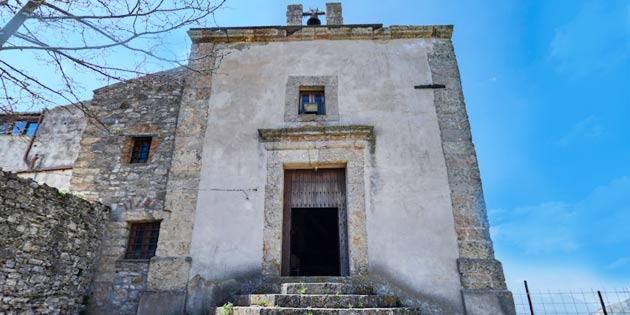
[130,137,152,163]
[299,87,325,115]
[125,222,161,259]
[0,115,41,136]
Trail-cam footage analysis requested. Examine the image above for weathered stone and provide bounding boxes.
[325,3,343,25]
[282,283,373,295]
[0,170,109,314]
[429,37,513,313]
[236,294,395,308]
[189,25,453,44]
[66,68,187,315]
[136,290,186,315]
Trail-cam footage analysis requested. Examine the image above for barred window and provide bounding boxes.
[125,222,160,260]
[299,86,325,115]
[130,137,152,164]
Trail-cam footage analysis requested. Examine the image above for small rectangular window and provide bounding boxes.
[0,122,8,135]
[125,221,161,260]
[130,137,152,164]
[25,122,39,136]
[11,121,26,135]
[299,86,325,115]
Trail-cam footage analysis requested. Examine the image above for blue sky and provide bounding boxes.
[5,0,629,292]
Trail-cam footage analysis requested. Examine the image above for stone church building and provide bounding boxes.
[0,4,515,315]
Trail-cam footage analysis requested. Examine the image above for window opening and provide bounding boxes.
[299,86,325,115]
[130,137,152,164]
[25,122,39,136]
[0,122,8,135]
[125,221,161,259]
[11,121,27,135]
[0,115,41,136]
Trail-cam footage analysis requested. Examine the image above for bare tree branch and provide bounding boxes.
[0,0,226,125]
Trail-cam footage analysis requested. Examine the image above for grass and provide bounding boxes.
[221,302,234,315]
[298,286,307,295]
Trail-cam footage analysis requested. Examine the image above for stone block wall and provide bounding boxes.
[428,39,515,315]
[0,170,109,315]
[69,69,185,315]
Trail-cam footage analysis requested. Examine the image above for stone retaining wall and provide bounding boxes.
[0,170,109,314]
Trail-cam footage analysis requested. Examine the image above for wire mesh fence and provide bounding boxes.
[513,281,630,314]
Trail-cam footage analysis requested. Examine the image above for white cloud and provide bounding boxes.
[491,176,630,255]
[491,176,630,294]
[491,201,580,254]
[504,260,628,292]
[558,115,605,147]
[549,1,629,77]
[606,257,630,270]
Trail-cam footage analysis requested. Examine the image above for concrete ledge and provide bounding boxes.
[462,290,516,315]
[137,290,186,315]
[258,125,374,144]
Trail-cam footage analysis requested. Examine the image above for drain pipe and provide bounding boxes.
[15,166,73,174]
[17,108,73,175]
[23,109,46,169]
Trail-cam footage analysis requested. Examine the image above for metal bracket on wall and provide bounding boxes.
[414,84,446,89]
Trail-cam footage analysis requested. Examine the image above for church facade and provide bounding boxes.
[0,4,514,315]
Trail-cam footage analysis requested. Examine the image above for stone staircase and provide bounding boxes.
[216,282,420,315]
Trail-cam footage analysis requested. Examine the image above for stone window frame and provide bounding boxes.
[120,123,161,165]
[285,75,339,122]
[129,136,153,164]
[121,134,159,165]
[260,128,372,276]
[124,220,162,260]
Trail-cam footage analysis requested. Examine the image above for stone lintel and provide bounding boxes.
[188,25,453,43]
[258,125,374,145]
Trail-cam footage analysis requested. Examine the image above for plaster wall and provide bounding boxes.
[0,136,30,170]
[188,39,463,312]
[0,105,85,189]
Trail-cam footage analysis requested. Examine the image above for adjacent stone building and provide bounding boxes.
[0,4,515,315]
[0,104,86,189]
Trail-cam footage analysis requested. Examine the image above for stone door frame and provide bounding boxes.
[282,168,349,276]
[259,126,373,276]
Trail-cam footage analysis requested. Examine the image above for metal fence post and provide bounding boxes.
[597,291,608,315]
[524,280,535,315]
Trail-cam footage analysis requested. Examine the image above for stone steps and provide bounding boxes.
[225,307,419,315]
[214,281,420,315]
[281,283,374,295]
[236,294,398,308]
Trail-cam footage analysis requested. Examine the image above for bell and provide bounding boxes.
[306,16,321,25]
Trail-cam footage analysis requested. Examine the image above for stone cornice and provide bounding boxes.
[188,24,453,44]
[258,125,374,145]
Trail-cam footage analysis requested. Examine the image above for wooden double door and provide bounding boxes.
[282,168,349,276]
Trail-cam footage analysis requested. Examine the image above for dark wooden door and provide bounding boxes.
[282,168,349,276]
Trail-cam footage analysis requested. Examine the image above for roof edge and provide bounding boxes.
[188,24,453,44]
